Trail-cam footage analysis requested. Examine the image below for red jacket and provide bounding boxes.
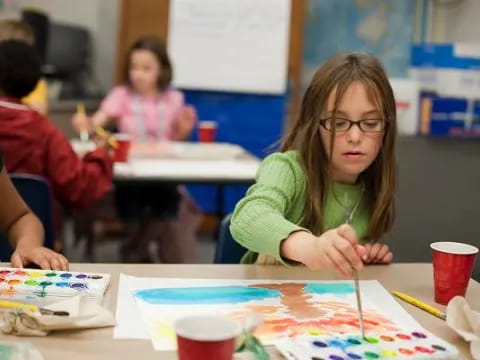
[0,97,113,213]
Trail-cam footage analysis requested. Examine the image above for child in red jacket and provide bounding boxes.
[0,40,113,236]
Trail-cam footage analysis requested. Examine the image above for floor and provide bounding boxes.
[62,220,217,264]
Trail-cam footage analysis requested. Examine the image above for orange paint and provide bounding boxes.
[8,279,20,285]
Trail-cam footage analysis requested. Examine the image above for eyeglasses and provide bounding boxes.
[319,117,386,133]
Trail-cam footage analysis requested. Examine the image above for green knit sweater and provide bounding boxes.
[230,151,371,264]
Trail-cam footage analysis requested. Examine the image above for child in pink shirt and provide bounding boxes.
[72,36,199,263]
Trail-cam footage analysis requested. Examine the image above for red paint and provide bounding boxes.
[396,333,411,340]
[415,346,435,354]
[14,270,27,276]
[398,348,415,355]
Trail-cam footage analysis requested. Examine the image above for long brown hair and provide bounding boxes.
[281,52,396,239]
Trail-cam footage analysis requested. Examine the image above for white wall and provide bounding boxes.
[430,0,480,43]
[0,0,120,91]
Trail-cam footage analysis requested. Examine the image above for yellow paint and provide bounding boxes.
[380,350,398,357]
[29,272,42,278]
[0,300,37,312]
[152,322,175,340]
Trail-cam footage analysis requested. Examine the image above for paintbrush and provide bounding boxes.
[0,300,69,316]
[344,200,366,340]
[94,127,119,149]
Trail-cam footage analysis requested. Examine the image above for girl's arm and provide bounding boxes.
[0,168,69,270]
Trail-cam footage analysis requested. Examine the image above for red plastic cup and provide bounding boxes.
[198,121,218,143]
[174,314,241,360]
[431,242,478,305]
[113,133,132,162]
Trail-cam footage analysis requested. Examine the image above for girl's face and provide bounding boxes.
[129,49,162,95]
[320,81,385,184]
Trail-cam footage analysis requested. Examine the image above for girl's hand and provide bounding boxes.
[174,105,197,140]
[11,245,69,270]
[72,113,91,134]
[281,224,366,278]
[363,242,393,264]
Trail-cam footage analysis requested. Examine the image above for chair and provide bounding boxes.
[0,174,54,261]
[214,214,247,264]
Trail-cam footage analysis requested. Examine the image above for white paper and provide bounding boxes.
[168,0,291,94]
[116,276,427,350]
[113,274,150,339]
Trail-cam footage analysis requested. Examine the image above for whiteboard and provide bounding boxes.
[168,0,291,94]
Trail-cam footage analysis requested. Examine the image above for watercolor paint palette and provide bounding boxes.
[0,267,110,303]
[276,330,459,360]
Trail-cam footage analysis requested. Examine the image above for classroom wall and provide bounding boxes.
[390,136,480,280]
[2,0,120,92]
[429,0,480,43]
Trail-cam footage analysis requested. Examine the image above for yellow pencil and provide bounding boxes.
[76,103,86,116]
[0,300,38,313]
[94,127,119,149]
[77,103,89,141]
[392,290,446,320]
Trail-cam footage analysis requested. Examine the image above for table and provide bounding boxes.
[72,141,260,184]
[72,141,261,215]
[3,263,478,360]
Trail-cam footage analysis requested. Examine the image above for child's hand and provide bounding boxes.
[174,105,197,140]
[11,246,69,270]
[72,113,91,134]
[282,224,366,278]
[363,243,393,264]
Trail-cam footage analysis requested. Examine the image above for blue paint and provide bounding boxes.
[55,282,70,288]
[132,286,281,305]
[305,283,355,296]
[347,353,362,359]
[328,339,346,348]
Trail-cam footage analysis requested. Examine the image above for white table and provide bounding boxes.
[72,141,260,184]
[72,141,260,216]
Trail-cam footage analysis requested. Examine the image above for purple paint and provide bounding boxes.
[412,331,427,339]
[329,355,344,360]
[71,283,86,289]
[76,274,87,279]
[313,341,328,348]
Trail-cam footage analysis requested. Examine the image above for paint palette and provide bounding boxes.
[0,267,110,304]
[276,330,459,360]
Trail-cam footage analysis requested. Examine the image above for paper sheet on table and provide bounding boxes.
[114,275,424,349]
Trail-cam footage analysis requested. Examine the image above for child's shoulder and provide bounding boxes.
[261,151,303,175]
[106,85,130,98]
[162,88,184,104]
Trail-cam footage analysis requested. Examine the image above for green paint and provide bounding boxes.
[365,337,379,344]
[364,352,380,359]
[46,272,57,277]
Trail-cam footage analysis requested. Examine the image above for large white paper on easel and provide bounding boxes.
[168,0,291,94]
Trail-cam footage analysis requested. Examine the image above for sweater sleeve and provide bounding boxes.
[230,152,310,264]
[44,122,113,209]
